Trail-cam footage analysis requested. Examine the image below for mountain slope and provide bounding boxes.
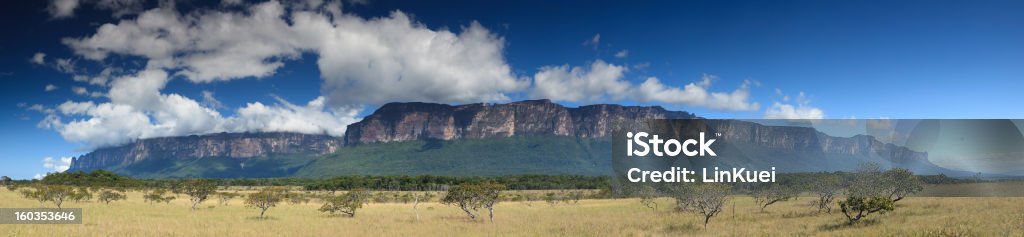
[66,100,958,178]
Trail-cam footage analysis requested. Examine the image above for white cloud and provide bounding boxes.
[48,0,144,19]
[31,53,47,65]
[94,0,145,17]
[42,156,73,172]
[313,12,527,107]
[43,68,361,148]
[583,34,600,49]
[200,90,225,109]
[227,96,360,136]
[48,0,80,18]
[222,0,244,6]
[763,91,825,119]
[63,2,305,82]
[530,60,631,102]
[40,0,795,149]
[72,86,88,95]
[33,174,45,180]
[64,2,525,108]
[635,76,760,111]
[530,62,760,111]
[615,50,629,58]
[45,84,59,92]
[72,67,118,86]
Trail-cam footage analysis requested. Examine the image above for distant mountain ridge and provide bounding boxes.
[343,99,695,144]
[67,100,957,178]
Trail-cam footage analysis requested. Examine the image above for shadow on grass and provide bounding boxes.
[818,219,881,231]
[663,222,701,234]
[781,211,821,219]
[245,216,280,221]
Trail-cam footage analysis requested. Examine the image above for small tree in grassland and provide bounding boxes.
[809,174,843,213]
[751,183,797,212]
[22,185,76,209]
[882,168,924,203]
[839,196,894,223]
[441,182,505,222]
[691,183,730,230]
[98,189,126,205]
[319,189,369,217]
[180,179,217,210]
[144,189,175,204]
[636,186,659,210]
[217,192,241,206]
[839,163,899,223]
[245,187,286,219]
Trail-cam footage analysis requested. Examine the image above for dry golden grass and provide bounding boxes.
[1,187,1023,236]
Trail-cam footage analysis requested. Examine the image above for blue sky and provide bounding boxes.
[1,0,1023,179]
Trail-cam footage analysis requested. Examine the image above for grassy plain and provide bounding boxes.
[1,184,1023,236]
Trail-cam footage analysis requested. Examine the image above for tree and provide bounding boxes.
[751,183,797,212]
[144,189,174,204]
[70,187,93,203]
[838,162,901,223]
[1,176,11,186]
[319,189,369,217]
[882,168,923,202]
[808,174,843,213]
[245,187,286,219]
[217,192,240,206]
[441,183,505,221]
[637,186,658,210]
[690,183,730,230]
[839,196,894,223]
[98,190,127,205]
[667,184,695,212]
[287,193,310,205]
[180,179,217,210]
[478,183,504,222]
[24,185,76,209]
[543,192,560,207]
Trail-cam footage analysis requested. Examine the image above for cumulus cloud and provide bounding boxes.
[530,61,760,111]
[45,84,59,92]
[635,75,760,111]
[39,0,783,149]
[227,96,360,136]
[315,12,527,107]
[48,0,144,19]
[763,91,825,119]
[42,68,361,148]
[42,156,73,172]
[31,53,47,65]
[200,90,225,110]
[615,50,629,58]
[583,34,600,49]
[48,0,80,18]
[64,1,525,108]
[530,60,630,102]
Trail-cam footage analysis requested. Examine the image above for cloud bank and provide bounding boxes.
[39,0,774,149]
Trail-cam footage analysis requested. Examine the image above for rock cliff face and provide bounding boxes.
[343,99,695,144]
[66,100,945,177]
[68,132,343,172]
[704,120,930,165]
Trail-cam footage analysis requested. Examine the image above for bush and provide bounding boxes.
[319,189,369,217]
[839,196,894,223]
[98,190,127,205]
[441,183,505,222]
[245,187,286,219]
[179,179,217,210]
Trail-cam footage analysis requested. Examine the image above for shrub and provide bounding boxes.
[319,189,369,217]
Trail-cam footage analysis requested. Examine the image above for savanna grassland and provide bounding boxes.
[1,184,1023,237]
